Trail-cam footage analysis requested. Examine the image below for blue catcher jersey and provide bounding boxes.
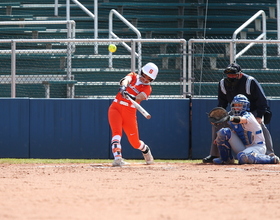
[229,112,265,146]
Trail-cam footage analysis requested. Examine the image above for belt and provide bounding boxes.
[114,99,135,108]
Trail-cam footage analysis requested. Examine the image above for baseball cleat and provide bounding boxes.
[269,153,280,164]
[112,158,130,167]
[213,157,235,165]
[142,146,154,165]
[202,155,218,163]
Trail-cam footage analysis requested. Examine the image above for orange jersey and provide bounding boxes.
[115,72,152,103]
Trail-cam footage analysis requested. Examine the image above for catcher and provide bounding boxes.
[208,94,279,165]
[203,63,274,163]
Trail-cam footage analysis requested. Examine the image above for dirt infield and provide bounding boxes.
[0,162,280,220]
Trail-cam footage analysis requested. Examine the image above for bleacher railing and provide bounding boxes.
[54,0,98,54]
[109,9,142,73]
[232,10,267,68]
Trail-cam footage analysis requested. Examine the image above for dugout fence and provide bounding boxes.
[0,38,187,99]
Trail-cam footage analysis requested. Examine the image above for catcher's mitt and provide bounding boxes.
[208,107,229,124]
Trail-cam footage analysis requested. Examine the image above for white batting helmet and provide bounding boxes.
[141,62,158,81]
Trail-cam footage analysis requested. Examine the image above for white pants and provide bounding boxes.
[228,132,266,155]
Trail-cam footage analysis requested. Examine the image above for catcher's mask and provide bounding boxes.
[230,94,250,116]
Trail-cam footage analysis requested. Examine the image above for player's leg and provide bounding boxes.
[251,110,274,155]
[139,140,154,165]
[261,123,274,154]
[226,132,248,164]
[108,103,129,166]
[237,146,279,164]
[122,107,154,165]
[124,123,154,165]
[212,128,235,165]
[203,121,229,163]
[228,131,246,154]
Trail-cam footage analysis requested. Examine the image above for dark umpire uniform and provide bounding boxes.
[203,63,274,163]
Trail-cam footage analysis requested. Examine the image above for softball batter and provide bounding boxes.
[108,62,158,167]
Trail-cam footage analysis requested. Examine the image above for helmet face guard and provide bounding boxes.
[230,94,250,116]
[224,66,240,74]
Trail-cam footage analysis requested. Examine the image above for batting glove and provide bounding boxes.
[124,91,136,101]
[119,85,127,98]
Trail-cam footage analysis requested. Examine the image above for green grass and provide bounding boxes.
[0,158,201,164]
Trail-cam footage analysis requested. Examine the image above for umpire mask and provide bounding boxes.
[224,63,242,84]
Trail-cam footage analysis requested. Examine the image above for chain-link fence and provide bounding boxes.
[3,38,280,99]
[188,39,280,98]
[0,38,187,98]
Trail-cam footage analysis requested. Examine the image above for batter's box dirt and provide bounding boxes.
[89,162,179,169]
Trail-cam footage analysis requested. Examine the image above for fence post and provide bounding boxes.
[131,40,136,72]
[11,41,16,98]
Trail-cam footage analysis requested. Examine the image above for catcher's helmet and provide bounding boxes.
[231,94,250,116]
[141,62,158,81]
[224,63,242,75]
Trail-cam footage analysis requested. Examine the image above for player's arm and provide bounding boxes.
[217,81,229,109]
[124,91,147,103]
[135,92,147,102]
[120,75,132,87]
[135,86,151,102]
[229,116,247,124]
[119,75,132,97]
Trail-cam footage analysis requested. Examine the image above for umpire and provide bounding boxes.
[203,62,274,163]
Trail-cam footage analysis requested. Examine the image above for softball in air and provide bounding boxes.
[108,44,117,53]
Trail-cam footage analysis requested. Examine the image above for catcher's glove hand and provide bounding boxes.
[208,107,229,124]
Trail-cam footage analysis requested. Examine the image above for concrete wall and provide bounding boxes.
[0,98,278,159]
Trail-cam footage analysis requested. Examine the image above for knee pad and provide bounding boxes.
[216,128,232,145]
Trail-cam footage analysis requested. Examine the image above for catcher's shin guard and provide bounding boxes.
[216,128,234,162]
